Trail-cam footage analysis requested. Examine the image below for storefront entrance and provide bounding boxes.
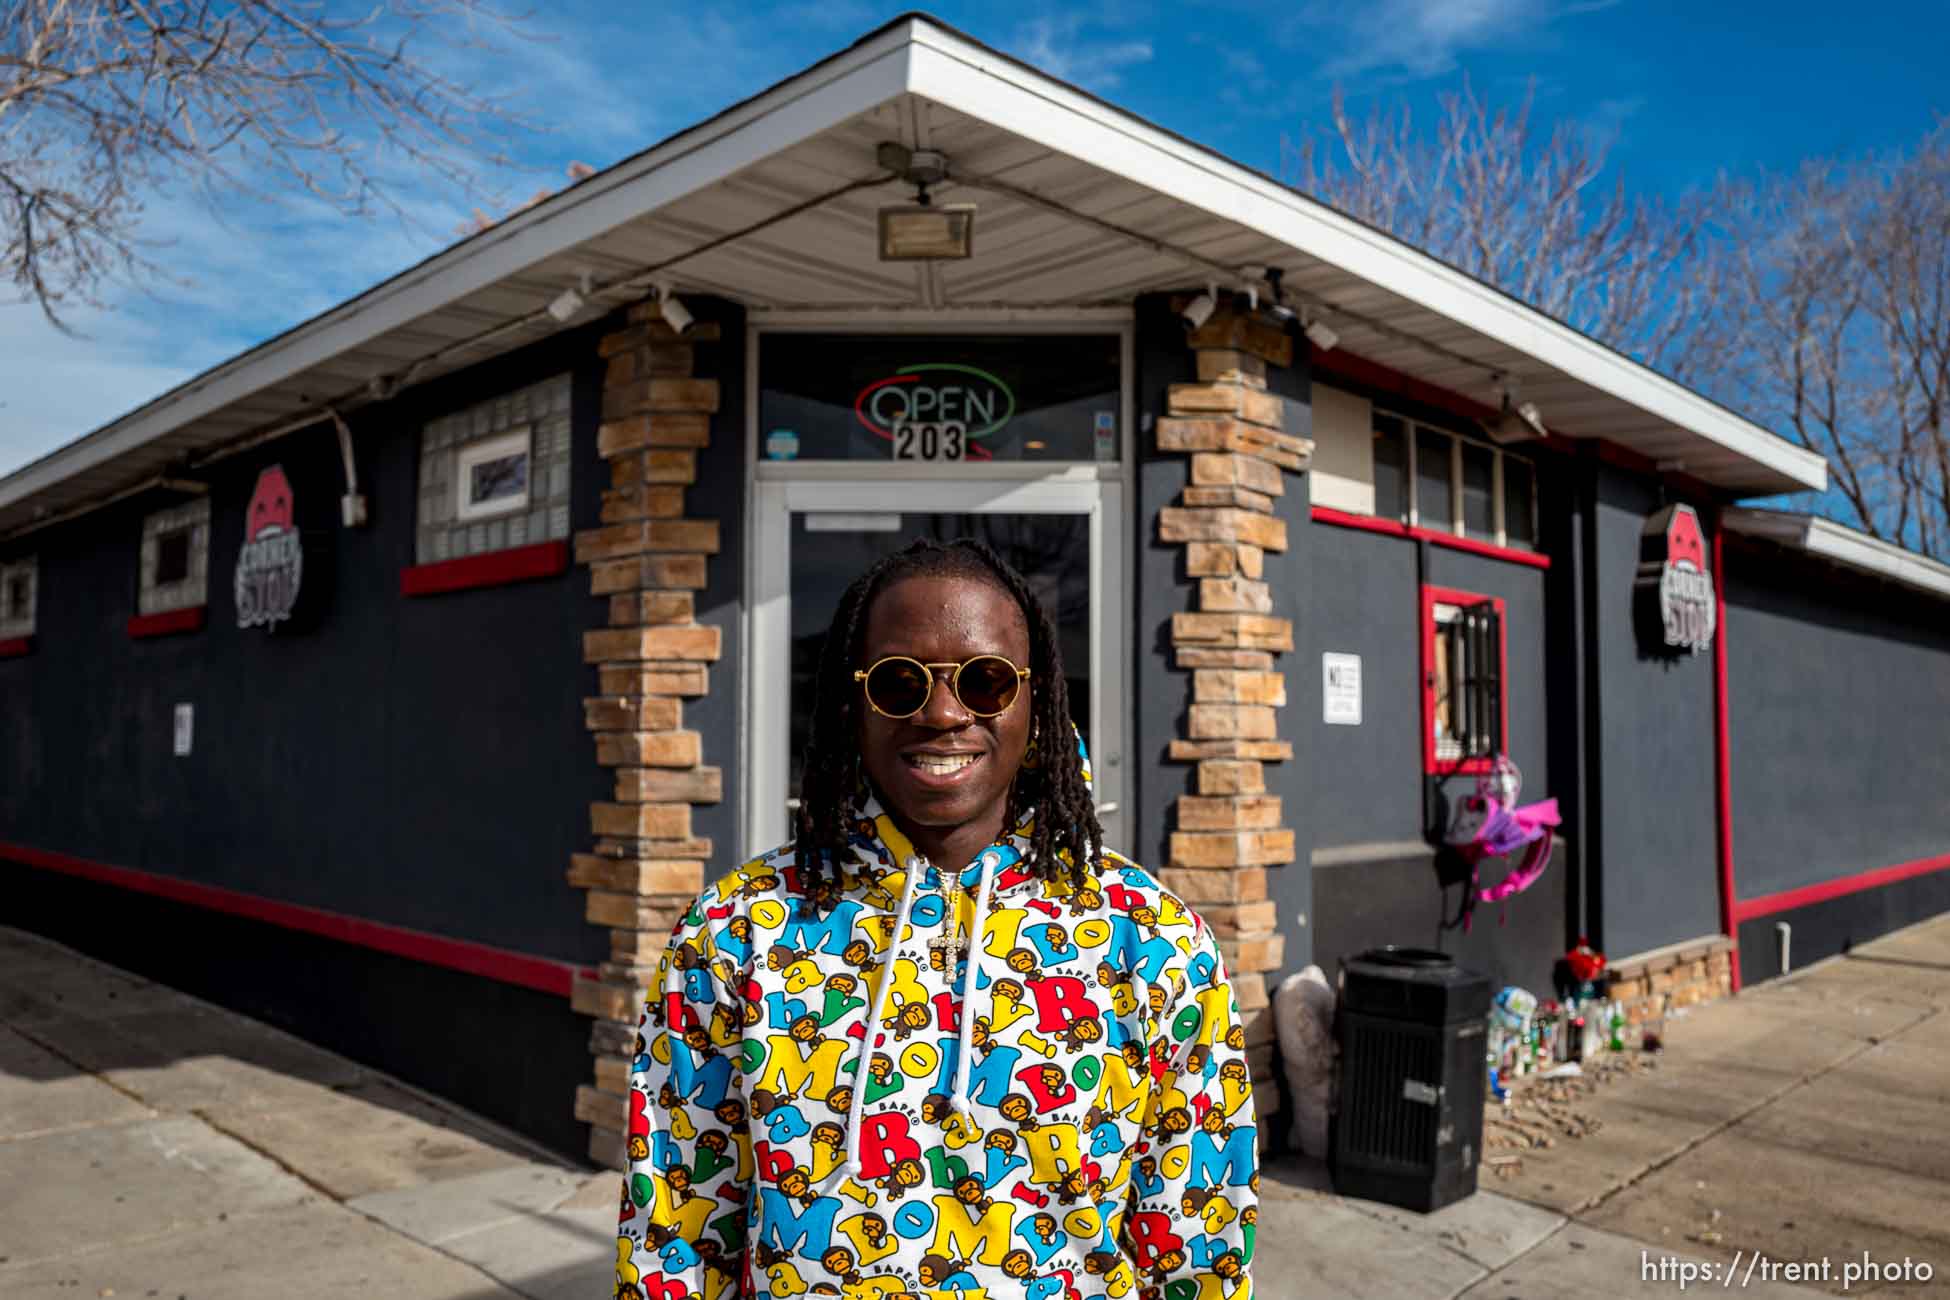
[748,471,1126,857]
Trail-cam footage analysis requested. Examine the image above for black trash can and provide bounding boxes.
[1329,946,1490,1212]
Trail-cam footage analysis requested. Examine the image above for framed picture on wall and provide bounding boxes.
[454,429,532,521]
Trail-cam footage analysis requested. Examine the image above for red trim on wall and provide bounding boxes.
[1419,584,1510,776]
[127,606,206,639]
[1732,852,1950,924]
[1313,349,1504,427]
[0,636,31,658]
[1710,517,1741,989]
[0,841,593,998]
[1312,505,1552,570]
[400,540,568,598]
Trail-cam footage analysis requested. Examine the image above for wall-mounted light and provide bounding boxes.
[1260,267,1298,324]
[875,143,975,261]
[656,284,694,336]
[1181,283,1219,331]
[547,272,592,324]
[1303,316,1340,352]
[1489,386,1547,443]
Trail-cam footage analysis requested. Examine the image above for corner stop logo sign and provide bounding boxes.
[235,464,303,629]
[854,363,1015,461]
[1637,503,1715,653]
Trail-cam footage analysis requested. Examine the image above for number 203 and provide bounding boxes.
[892,420,966,461]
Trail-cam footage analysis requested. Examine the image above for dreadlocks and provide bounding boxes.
[793,538,1102,906]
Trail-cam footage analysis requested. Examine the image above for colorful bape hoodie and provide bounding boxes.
[617,781,1259,1299]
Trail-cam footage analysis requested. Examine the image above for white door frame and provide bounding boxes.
[746,471,1127,859]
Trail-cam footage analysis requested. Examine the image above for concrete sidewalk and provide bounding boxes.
[3,916,1945,1298]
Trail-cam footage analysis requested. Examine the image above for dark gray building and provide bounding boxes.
[3,17,1944,1165]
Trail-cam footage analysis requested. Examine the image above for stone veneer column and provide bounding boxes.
[1152,304,1313,1125]
[568,298,724,1168]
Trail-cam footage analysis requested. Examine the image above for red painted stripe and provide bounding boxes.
[400,540,568,598]
[0,636,31,658]
[0,841,593,998]
[1732,852,1950,924]
[1312,504,1410,539]
[127,606,206,639]
[1312,506,1551,570]
[1711,516,1741,989]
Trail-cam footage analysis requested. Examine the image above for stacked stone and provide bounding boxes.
[1153,304,1313,1135]
[1606,936,1736,1034]
[569,298,724,1168]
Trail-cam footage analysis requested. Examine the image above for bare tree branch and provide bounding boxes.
[1284,81,1950,560]
[1,0,536,330]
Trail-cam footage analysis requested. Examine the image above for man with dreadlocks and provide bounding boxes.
[619,539,1258,1300]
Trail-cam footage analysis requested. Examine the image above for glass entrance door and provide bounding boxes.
[749,474,1125,858]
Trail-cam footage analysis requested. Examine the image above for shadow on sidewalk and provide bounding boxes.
[0,924,580,1192]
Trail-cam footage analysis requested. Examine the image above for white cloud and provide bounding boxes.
[0,307,206,479]
[1013,16,1154,91]
[1304,0,1542,81]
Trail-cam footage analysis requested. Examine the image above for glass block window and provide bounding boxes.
[0,556,36,638]
[139,498,211,615]
[417,373,573,564]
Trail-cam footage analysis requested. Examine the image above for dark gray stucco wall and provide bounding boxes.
[1302,524,1557,990]
[682,301,749,876]
[1303,526,1422,848]
[1725,538,1950,896]
[0,306,759,968]
[1590,463,1720,956]
[1130,295,1198,879]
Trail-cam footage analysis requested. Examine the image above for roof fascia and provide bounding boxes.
[903,23,1828,495]
[0,24,923,514]
[1724,509,1950,601]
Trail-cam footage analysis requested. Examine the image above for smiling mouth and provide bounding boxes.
[904,753,982,777]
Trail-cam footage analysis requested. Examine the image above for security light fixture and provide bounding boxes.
[1303,315,1340,353]
[1181,283,1219,331]
[546,273,592,324]
[1489,388,1548,443]
[656,284,694,336]
[1259,267,1299,324]
[875,142,975,261]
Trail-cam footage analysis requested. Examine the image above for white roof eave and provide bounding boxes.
[902,25,1827,495]
[2,15,1830,528]
[0,25,922,517]
[1724,508,1950,601]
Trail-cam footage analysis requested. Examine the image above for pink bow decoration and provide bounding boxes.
[1451,794,1561,924]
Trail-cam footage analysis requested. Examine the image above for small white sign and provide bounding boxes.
[173,703,194,756]
[1323,653,1362,726]
[804,513,901,533]
[891,419,967,461]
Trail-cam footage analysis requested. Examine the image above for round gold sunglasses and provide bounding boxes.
[853,654,1031,720]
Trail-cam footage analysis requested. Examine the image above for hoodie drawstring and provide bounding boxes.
[845,855,922,1175]
[950,848,1000,1112]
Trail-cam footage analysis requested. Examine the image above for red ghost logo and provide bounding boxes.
[246,465,294,541]
[1665,503,1706,573]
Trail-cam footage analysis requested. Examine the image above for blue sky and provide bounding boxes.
[2,0,1944,477]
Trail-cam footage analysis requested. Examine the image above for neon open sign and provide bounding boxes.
[853,363,1016,461]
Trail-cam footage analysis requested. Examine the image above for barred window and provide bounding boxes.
[1424,588,1505,773]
